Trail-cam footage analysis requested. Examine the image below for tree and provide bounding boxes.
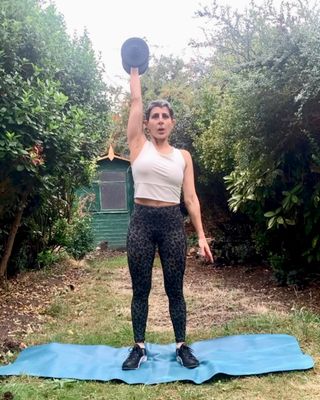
[0,0,112,280]
[192,0,320,283]
[112,54,208,156]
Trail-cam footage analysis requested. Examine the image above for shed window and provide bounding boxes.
[100,171,127,210]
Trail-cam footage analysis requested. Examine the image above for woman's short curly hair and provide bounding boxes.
[145,99,174,121]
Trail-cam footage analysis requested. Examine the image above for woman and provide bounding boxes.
[122,67,213,371]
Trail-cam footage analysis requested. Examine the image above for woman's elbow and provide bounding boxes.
[184,195,198,210]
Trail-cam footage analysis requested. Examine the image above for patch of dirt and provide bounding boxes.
[0,259,89,361]
[111,256,320,333]
[1,253,320,358]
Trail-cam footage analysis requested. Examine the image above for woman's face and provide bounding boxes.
[144,106,175,140]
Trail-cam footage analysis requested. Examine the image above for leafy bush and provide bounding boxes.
[213,216,259,266]
[37,250,62,268]
[50,197,95,261]
[65,215,94,260]
[193,0,320,284]
[0,0,111,278]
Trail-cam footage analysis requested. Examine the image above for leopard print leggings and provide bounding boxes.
[127,204,187,343]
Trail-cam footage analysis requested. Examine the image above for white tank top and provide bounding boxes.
[131,140,186,203]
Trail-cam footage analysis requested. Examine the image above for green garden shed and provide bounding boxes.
[80,146,134,249]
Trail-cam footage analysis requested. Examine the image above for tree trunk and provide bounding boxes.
[0,191,29,283]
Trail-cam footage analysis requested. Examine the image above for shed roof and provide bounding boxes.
[98,145,130,163]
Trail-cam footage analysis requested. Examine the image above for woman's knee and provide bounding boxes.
[132,285,151,302]
[165,286,184,303]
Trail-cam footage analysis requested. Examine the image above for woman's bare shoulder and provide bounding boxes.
[179,149,192,162]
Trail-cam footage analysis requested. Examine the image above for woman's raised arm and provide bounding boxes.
[127,68,146,160]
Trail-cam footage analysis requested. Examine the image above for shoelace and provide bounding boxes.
[179,345,197,358]
[127,346,143,358]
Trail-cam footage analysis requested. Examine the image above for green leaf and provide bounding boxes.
[267,216,276,229]
[284,219,296,225]
[312,235,319,249]
[264,211,276,217]
[292,195,299,204]
[277,216,284,224]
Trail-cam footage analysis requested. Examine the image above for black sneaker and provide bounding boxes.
[176,344,199,369]
[122,344,147,370]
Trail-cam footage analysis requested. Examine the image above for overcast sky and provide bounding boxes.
[52,0,270,87]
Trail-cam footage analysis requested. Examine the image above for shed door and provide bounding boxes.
[100,171,127,210]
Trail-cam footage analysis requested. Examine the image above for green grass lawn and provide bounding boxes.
[0,254,319,400]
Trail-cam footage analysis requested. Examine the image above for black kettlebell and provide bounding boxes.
[121,37,149,75]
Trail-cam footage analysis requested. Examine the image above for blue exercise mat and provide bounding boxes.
[0,334,313,384]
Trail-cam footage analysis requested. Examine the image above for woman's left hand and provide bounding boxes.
[198,238,214,263]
